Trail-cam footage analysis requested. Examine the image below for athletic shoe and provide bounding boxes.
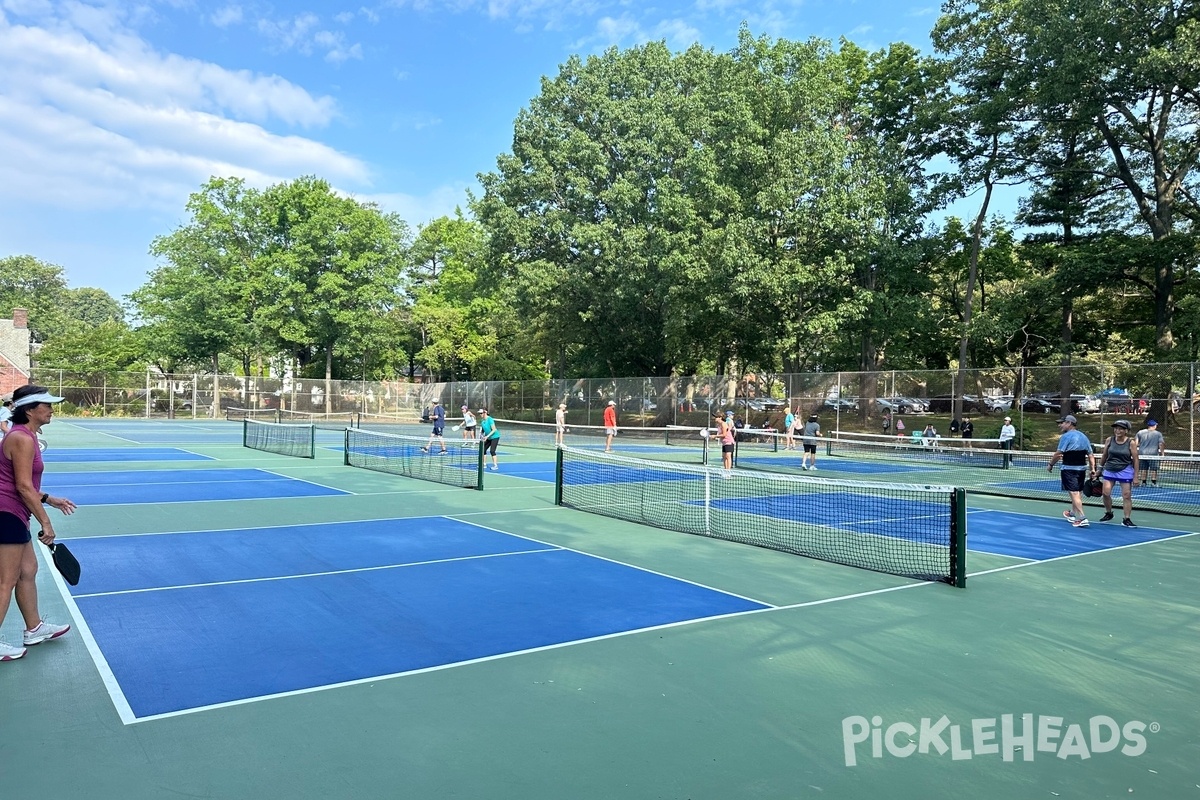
[808,465,817,471]
[1151,481,1158,487]
[0,639,26,661]
[1063,510,1077,523]
[1123,518,1137,528]
[439,449,448,454]
[420,447,429,453]
[1100,512,1114,522]
[801,464,809,471]
[1072,518,1090,528]
[23,619,70,646]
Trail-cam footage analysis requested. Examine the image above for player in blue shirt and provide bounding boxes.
[420,401,448,454]
[1046,414,1097,527]
[478,409,500,471]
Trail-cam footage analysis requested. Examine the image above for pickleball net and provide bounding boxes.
[734,430,1200,518]
[243,419,316,459]
[555,446,967,586]
[344,427,484,490]
[484,418,709,463]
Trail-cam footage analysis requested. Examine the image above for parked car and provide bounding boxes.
[822,398,859,412]
[738,397,786,412]
[927,395,989,414]
[1021,398,1061,414]
[876,397,925,414]
[984,396,1013,412]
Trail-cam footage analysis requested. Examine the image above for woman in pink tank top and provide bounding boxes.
[0,384,77,661]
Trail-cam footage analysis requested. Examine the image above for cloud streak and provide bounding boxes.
[0,4,369,213]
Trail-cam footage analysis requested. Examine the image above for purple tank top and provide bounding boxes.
[0,425,43,522]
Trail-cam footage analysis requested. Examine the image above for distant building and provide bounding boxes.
[0,308,32,396]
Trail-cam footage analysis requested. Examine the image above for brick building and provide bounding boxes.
[0,308,32,396]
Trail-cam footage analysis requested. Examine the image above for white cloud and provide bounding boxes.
[211,4,243,28]
[256,12,321,52]
[314,29,364,63]
[356,183,474,227]
[0,5,370,213]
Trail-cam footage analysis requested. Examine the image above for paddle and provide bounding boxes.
[39,534,81,586]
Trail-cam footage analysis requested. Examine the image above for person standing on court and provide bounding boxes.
[961,415,974,449]
[421,400,448,454]
[1046,414,1097,528]
[603,400,618,452]
[714,410,735,474]
[0,385,76,662]
[460,406,477,441]
[999,415,1017,466]
[801,414,821,470]
[1098,419,1139,527]
[478,408,501,471]
[555,403,568,447]
[783,406,796,450]
[1134,419,1165,487]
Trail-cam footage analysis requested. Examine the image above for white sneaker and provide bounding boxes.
[23,619,71,646]
[809,465,817,471]
[0,639,26,661]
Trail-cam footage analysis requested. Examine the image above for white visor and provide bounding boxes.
[12,392,65,409]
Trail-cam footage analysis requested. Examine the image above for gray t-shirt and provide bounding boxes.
[1135,428,1164,455]
[802,420,820,443]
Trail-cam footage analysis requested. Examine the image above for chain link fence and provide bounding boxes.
[14,361,1200,450]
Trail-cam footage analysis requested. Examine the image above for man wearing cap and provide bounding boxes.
[0,384,76,661]
[1135,419,1165,488]
[1046,414,1098,527]
[420,400,447,454]
[999,415,1017,467]
[554,403,567,447]
[1098,419,1139,527]
[603,400,618,452]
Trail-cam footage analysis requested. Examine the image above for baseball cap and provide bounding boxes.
[461,405,468,410]
[1113,419,1131,430]
[608,400,616,406]
[1057,414,1078,424]
[1146,419,1158,427]
[478,408,487,414]
[1003,416,1011,421]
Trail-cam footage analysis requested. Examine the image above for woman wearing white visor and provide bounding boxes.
[0,385,76,661]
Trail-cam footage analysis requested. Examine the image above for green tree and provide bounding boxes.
[257,176,408,409]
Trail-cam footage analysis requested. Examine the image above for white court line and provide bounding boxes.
[55,421,140,443]
[446,515,776,608]
[35,544,138,725]
[73,547,561,598]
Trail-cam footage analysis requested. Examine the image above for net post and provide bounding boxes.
[242,418,249,448]
[475,441,485,490]
[950,487,968,588]
[343,429,351,466]
[554,445,564,505]
[700,431,709,465]
[307,425,315,459]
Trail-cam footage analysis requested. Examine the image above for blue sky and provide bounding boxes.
[0,0,947,302]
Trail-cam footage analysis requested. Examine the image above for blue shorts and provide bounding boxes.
[432,424,445,437]
[0,511,32,545]
[1060,470,1086,493]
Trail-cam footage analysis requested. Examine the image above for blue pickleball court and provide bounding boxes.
[66,517,769,719]
[40,468,349,504]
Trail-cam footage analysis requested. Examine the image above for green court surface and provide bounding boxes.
[1,418,1197,800]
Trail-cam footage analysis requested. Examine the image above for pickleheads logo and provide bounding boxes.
[841,714,1156,767]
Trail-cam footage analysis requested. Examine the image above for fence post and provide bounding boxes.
[145,368,151,418]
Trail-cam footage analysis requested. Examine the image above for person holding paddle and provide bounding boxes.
[479,409,501,471]
[0,384,76,662]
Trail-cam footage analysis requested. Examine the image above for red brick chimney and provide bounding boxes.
[13,308,28,329]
